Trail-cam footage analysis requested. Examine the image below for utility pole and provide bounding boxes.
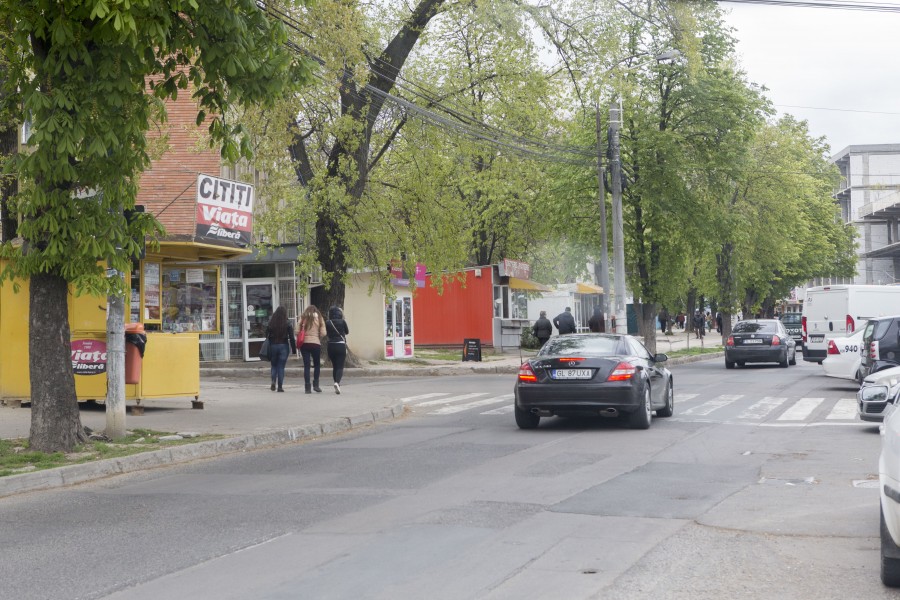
[106,271,126,439]
[595,104,610,330]
[609,98,626,334]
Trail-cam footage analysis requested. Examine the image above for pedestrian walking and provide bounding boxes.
[532,311,553,346]
[588,306,605,333]
[553,306,577,335]
[265,306,296,393]
[716,312,723,334]
[658,309,668,333]
[692,309,705,339]
[298,305,327,394]
[325,306,350,395]
[676,312,685,330]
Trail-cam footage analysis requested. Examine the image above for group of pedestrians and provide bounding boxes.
[531,305,608,347]
[264,304,350,395]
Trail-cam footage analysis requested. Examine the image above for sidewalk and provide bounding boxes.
[0,330,722,498]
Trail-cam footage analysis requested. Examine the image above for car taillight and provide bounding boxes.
[827,340,839,355]
[870,342,878,359]
[726,336,735,346]
[772,335,781,346]
[607,362,636,381]
[801,316,807,342]
[847,315,855,333]
[518,363,537,382]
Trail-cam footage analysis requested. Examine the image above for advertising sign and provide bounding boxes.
[195,174,254,245]
[71,339,107,376]
[498,258,530,279]
[390,262,427,288]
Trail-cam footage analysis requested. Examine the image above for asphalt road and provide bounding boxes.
[1,359,893,599]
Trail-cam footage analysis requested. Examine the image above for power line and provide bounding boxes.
[721,0,900,11]
[775,104,900,115]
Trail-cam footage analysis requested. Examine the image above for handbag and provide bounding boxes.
[258,338,271,361]
[297,327,306,347]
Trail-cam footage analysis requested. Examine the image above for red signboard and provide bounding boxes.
[71,339,107,376]
[498,258,530,279]
[195,174,254,245]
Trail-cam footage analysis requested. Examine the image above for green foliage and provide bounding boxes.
[0,0,313,294]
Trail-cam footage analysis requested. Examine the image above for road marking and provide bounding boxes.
[400,393,450,404]
[482,405,514,415]
[739,397,787,420]
[430,394,514,415]
[777,397,824,421]
[682,395,743,416]
[826,398,858,420]
[415,392,490,407]
[675,393,699,402]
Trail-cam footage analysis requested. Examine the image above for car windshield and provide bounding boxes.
[540,336,622,356]
[781,314,800,324]
[733,321,778,333]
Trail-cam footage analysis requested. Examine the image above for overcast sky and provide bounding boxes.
[722,2,900,158]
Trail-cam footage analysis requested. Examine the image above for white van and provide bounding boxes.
[802,285,900,364]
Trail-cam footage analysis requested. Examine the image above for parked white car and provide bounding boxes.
[878,383,900,585]
[822,327,865,382]
[859,367,900,422]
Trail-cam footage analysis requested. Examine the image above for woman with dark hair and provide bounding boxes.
[298,305,327,394]
[325,306,350,394]
[265,306,296,392]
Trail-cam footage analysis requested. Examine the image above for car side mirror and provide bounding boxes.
[860,385,890,403]
[654,353,668,363]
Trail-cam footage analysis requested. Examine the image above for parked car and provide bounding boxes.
[861,316,900,380]
[821,326,865,382]
[725,319,797,369]
[877,383,900,585]
[514,333,673,430]
[779,312,803,352]
[859,366,900,423]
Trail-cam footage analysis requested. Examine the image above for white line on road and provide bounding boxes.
[415,393,490,407]
[430,394,514,415]
[482,405,514,415]
[400,393,450,404]
[675,393,699,402]
[739,397,787,420]
[777,398,824,421]
[826,398,858,420]
[682,395,743,416]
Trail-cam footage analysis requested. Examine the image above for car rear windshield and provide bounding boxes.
[540,336,623,356]
[733,321,778,333]
[781,314,801,325]
[874,319,894,340]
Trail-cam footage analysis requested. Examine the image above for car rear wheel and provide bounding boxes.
[779,351,789,368]
[882,506,900,586]
[789,348,797,366]
[656,379,674,418]
[725,360,735,369]
[515,405,540,429]
[629,386,652,430]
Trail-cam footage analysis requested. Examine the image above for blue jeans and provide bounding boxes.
[269,343,290,389]
[300,344,321,388]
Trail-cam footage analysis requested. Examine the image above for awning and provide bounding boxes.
[575,282,604,294]
[508,277,552,292]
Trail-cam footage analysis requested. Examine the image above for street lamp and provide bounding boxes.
[603,50,682,333]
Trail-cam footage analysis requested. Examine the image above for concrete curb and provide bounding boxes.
[0,401,406,500]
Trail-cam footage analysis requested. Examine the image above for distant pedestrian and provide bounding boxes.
[716,312,723,334]
[553,306,577,335]
[676,312,685,329]
[325,306,350,395]
[588,306,605,333]
[692,309,705,339]
[532,311,553,346]
[265,306,296,393]
[298,305,327,394]
[658,309,668,333]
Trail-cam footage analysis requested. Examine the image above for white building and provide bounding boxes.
[826,144,900,286]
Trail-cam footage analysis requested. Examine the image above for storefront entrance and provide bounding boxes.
[385,296,413,358]
[243,280,275,361]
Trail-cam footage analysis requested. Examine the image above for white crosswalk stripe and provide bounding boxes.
[675,393,699,402]
[400,393,450,404]
[777,397,824,421]
[415,393,490,407]
[739,397,787,420]
[682,395,743,416]
[482,405,514,415]
[430,394,513,415]
[826,398,858,420]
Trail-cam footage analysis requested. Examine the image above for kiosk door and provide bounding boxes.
[385,296,413,358]
[243,281,275,361]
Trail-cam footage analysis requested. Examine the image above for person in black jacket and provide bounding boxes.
[554,307,577,335]
[532,311,553,347]
[588,306,605,333]
[325,306,350,394]
[265,306,296,392]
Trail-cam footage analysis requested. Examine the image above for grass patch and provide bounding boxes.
[667,346,723,359]
[0,428,223,478]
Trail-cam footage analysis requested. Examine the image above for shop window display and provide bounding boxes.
[161,267,219,333]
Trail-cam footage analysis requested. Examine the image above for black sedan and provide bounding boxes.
[725,319,797,369]
[513,333,673,430]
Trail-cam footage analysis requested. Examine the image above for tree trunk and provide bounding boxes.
[29,272,86,452]
[106,290,126,439]
[636,301,658,354]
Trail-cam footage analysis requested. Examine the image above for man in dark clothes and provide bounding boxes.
[554,306,577,335]
[588,306,605,332]
[532,311,553,347]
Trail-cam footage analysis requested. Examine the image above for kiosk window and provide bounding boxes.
[161,267,219,333]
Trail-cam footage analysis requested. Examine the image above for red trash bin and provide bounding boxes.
[124,322,145,384]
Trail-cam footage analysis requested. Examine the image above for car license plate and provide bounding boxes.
[551,369,592,380]
[810,335,824,343]
[743,339,763,344]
